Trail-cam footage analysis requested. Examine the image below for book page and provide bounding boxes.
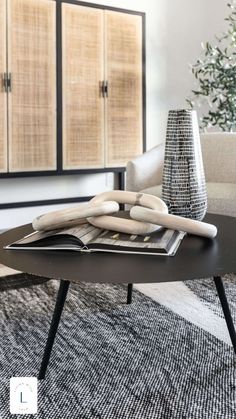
[91,228,176,252]
[56,224,101,244]
[10,223,101,246]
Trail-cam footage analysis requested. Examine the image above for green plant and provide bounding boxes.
[187,1,236,131]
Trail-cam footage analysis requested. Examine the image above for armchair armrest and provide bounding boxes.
[126,143,165,192]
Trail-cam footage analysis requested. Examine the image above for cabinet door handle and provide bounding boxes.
[8,73,12,92]
[101,80,105,97]
[3,73,8,92]
[2,73,12,92]
[101,80,109,98]
[104,80,108,98]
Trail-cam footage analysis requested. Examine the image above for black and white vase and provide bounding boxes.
[162,109,207,220]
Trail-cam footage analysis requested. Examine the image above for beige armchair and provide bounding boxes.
[126,133,236,217]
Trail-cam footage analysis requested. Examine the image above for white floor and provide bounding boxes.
[0,264,19,277]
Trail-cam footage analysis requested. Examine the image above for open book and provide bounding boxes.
[6,214,185,256]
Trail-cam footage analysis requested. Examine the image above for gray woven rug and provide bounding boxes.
[0,275,235,419]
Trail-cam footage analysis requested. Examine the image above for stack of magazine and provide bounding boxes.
[6,213,185,257]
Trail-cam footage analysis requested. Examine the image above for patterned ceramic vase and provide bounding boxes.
[162,109,207,220]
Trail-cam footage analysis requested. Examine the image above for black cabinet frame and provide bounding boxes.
[0,0,146,209]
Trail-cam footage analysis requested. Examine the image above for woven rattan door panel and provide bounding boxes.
[0,0,7,172]
[105,11,143,167]
[62,4,104,169]
[8,0,56,172]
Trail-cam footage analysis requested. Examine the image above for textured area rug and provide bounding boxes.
[135,274,236,346]
[0,276,235,419]
[0,264,49,291]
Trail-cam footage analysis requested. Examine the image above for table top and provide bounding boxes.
[0,214,235,284]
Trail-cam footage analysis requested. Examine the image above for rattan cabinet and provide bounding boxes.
[8,0,57,172]
[0,0,7,173]
[62,3,144,170]
[62,4,105,169]
[0,0,145,177]
[105,10,143,167]
[0,0,56,173]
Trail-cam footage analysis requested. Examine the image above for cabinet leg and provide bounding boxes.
[118,171,125,191]
[118,171,125,210]
[38,280,70,379]
[213,276,236,354]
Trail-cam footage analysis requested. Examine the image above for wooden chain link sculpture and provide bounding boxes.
[33,190,217,238]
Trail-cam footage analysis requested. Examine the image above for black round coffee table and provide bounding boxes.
[0,213,236,379]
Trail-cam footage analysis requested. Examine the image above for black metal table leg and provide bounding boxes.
[213,276,236,354]
[38,279,70,380]
[127,283,133,304]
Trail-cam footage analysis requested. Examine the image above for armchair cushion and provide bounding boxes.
[206,182,236,217]
[140,184,162,198]
[201,133,236,183]
[140,182,236,217]
[126,143,164,192]
[126,132,236,217]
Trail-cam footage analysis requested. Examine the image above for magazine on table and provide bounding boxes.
[6,225,185,256]
[5,213,185,256]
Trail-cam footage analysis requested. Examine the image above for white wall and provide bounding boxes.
[0,0,229,228]
[164,0,228,110]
